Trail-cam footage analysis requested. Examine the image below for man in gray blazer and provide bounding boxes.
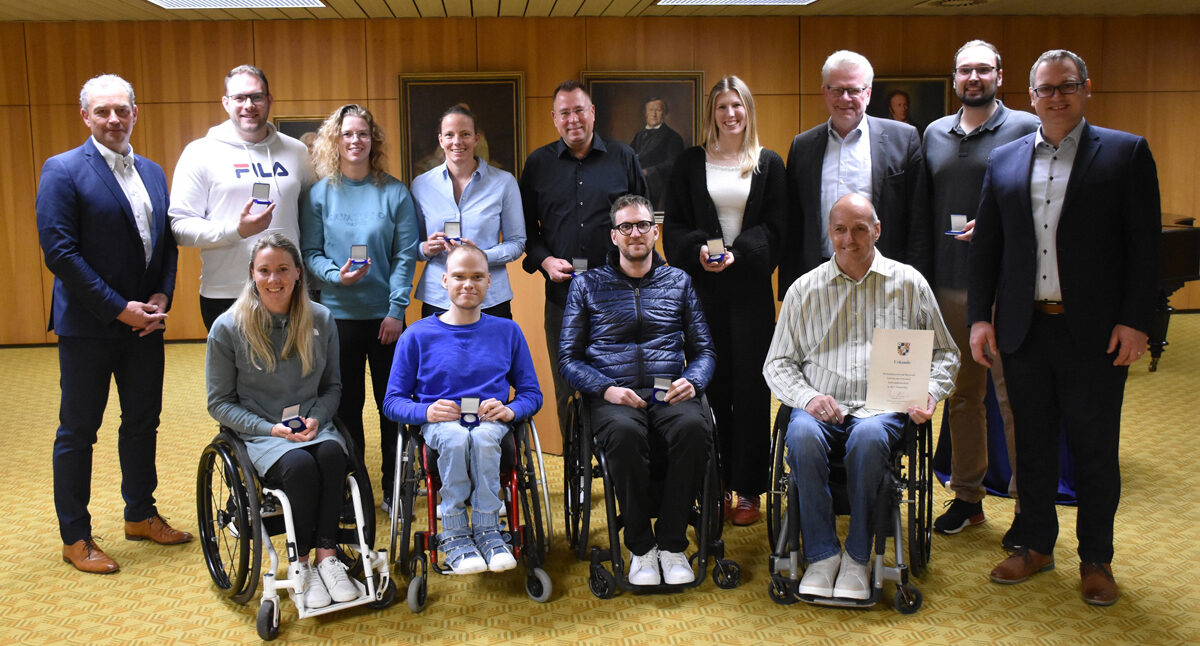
[779,50,929,295]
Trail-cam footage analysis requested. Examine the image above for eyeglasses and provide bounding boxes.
[612,220,654,236]
[226,93,268,105]
[824,86,868,98]
[955,65,997,78]
[1032,81,1087,98]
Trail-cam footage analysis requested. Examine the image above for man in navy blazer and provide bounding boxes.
[37,74,192,574]
[967,50,1160,606]
[779,50,929,296]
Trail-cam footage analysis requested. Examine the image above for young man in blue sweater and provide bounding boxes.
[383,245,542,574]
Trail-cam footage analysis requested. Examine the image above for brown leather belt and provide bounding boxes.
[1034,301,1065,315]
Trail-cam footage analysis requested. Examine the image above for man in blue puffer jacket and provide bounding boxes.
[560,194,716,588]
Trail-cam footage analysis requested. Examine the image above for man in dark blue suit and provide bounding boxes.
[780,50,930,295]
[968,50,1160,606]
[37,74,192,574]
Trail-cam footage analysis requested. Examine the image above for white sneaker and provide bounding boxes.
[832,552,872,600]
[798,553,840,597]
[301,561,331,608]
[628,547,661,586]
[658,550,695,585]
[317,556,359,603]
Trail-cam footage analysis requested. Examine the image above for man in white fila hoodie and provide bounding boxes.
[169,64,314,329]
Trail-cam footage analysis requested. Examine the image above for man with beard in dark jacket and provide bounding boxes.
[560,193,716,588]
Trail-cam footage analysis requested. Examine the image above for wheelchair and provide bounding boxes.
[562,392,741,597]
[387,418,553,612]
[195,420,395,641]
[765,405,932,613]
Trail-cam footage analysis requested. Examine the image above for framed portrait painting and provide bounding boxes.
[866,77,953,137]
[398,72,525,185]
[582,71,704,210]
[272,116,325,152]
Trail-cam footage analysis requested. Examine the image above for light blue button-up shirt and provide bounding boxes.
[410,159,526,309]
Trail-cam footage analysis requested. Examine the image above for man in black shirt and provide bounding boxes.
[520,80,647,438]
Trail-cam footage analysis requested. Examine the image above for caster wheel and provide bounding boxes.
[712,559,741,589]
[588,565,616,599]
[368,576,397,609]
[407,575,427,613]
[256,599,280,641]
[768,576,797,605]
[526,567,553,602]
[894,585,923,614]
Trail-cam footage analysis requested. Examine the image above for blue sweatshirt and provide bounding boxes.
[300,174,419,320]
[383,314,542,425]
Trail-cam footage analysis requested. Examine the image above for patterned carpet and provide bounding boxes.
[1,316,1198,645]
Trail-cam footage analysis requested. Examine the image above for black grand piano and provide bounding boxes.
[1150,218,1200,371]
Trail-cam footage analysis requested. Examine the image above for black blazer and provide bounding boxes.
[662,145,787,297]
[780,115,929,295]
[967,122,1160,354]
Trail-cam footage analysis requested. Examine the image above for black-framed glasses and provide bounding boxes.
[955,65,997,78]
[1032,81,1086,98]
[824,86,868,98]
[612,220,654,236]
[226,93,267,105]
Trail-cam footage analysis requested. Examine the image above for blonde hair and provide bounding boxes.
[231,234,316,376]
[311,104,388,186]
[702,76,762,177]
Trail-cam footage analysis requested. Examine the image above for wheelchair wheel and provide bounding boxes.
[766,409,789,550]
[588,564,616,599]
[526,567,552,603]
[517,422,550,562]
[712,559,741,589]
[563,396,592,561]
[894,584,923,614]
[256,598,280,641]
[407,575,427,613]
[389,432,420,577]
[768,575,798,605]
[335,421,376,578]
[906,421,933,577]
[368,576,398,610]
[196,438,261,605]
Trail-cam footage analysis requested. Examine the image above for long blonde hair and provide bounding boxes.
[701,76,762,177]
[311,103,388,186]
[231,234,316,375]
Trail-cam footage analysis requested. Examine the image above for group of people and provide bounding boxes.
[39,37,1158,610]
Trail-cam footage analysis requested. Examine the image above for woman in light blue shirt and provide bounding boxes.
[299,104,419,511]
[410,104,525,318]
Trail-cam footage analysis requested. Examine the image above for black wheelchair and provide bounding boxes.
[765,405,932,613]
[387,418,553,612]
[196,420,395,640]
[562,392,741,597]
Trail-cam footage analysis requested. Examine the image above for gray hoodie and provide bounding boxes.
[169,120,314,298]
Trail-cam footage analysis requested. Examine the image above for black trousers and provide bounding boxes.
[420,301,512,319]
[334,318,400,498]
[1002,312,1126,563]
[264,440,347,555]
[54,333,164,544]
[591,393,710,554]
[699,285,774,497]
[199,296,237,331]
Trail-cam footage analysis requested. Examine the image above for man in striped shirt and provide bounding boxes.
[763,193,958,600]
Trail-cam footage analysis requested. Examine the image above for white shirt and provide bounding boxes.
[705,161,751,247]
[1030,119,1085,301]
[92,136,153,264]
[820,117,873,258]
[763,252,959,418]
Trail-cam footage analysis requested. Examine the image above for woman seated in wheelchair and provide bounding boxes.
[383,245,542,575]
[206,233,358,609]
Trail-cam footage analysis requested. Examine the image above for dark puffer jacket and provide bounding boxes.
[559,251,715,397]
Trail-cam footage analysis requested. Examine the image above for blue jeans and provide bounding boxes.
[421,420,509,534]
[785,408,905,563]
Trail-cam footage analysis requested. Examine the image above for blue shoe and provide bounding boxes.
[440,530,486,575]
[474,527,516,573]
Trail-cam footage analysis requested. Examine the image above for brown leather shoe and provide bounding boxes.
[1080,562,1119,606]
[731,494,761,526]
[125,514,193,545]
[989,547,1054,584]
[62,537,119,574]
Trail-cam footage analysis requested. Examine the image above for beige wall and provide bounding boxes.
[4,15,1198,449]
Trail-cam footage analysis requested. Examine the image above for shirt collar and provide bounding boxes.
[826,115,869,144]
[949,100,1010,136]
[438,157,487,182]
[554,133,606,159]
[1035,118,1086,150]
[823,248,893,285]
[91,136,134,171]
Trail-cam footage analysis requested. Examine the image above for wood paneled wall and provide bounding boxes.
[4,15,1198,448]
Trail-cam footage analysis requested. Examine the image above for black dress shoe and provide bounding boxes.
[1001,514,1024,551]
